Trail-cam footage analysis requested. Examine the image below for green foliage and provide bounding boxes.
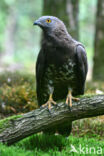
[0,71,104,117]
[73,118,104,139]
[0,134,104,156]
[0,0,97,67]
[79,0,97,47]
[86,81,104,94]
[0,0,43,66]
[0,72,38,116]
[0,143,34,156]
[79,0,97,66]
[0,72,104,155]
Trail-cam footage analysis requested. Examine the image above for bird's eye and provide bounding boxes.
[46,19,52,23]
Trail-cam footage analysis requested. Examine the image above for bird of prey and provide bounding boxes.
[33,16,88,135]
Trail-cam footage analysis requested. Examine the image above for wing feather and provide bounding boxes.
[76,45,88,94]
[36,49,45,105]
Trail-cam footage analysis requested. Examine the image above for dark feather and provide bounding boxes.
[34,16,88,136]
[36,48,46,105]
[75,45,88,95]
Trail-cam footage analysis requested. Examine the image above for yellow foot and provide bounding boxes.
[42,94,56,110]
[66,91,79,107]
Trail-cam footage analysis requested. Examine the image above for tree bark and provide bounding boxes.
[43,0,79,40]
[0,95,104,145]
[93,0,104,80]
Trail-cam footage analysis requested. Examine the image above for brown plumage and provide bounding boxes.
[34,16,88,136]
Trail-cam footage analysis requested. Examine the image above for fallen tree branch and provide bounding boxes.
[0,94,104,145]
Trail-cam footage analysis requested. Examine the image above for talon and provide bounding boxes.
[72,97,79,101]
[66,97,69,105]
[48,102,51,110]
[42,103,48,107]
[66,90,79,107]
[42,94,56,110]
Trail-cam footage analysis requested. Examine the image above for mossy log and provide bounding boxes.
[0,94,104,145]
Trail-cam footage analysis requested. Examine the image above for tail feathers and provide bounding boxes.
[43,122,72,137]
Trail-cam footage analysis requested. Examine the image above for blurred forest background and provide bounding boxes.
[0,0,104,113]
[0,0,101,80]
[0,0,104,112]
[0,0,104,80]
[0,0,104,155]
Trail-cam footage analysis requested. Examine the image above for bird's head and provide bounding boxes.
[33,16,67,36]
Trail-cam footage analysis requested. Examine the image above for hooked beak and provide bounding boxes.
[33,20,42,26]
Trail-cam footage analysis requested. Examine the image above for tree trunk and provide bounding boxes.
[93,0,104,80]
[43,0,79,40]
[3,5,17,63]
[0,94,104,145]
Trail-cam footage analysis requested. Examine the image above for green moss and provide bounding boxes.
[0,133,104,156]
[0,115,22,133]
[0,72,37,114]
[77,93,97,98]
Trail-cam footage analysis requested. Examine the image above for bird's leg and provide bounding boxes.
[66,90,79,107]
[42,93,56,110]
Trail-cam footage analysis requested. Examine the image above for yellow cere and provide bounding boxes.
[46,19,52,23]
